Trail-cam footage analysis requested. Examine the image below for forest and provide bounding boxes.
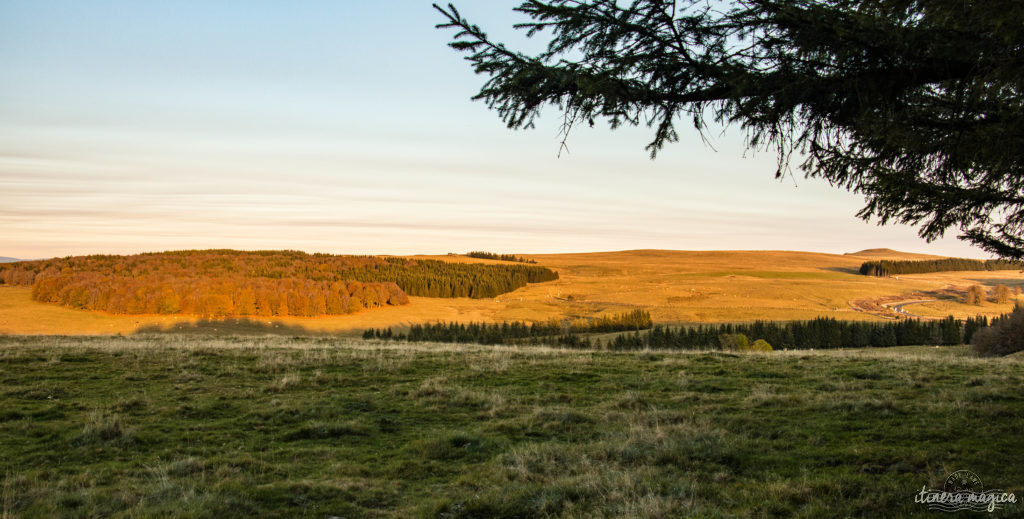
[0,250,559,317]
[604,316,989,350]
[465,251,537,263]
[859,258,1024,276]
[363,309,652,345]
[368,314,990,351]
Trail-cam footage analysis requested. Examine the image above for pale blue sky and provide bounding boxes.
[0,1,985,258]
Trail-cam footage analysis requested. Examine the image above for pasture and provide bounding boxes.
[1,335,1021,517]
[2,249,1023,336]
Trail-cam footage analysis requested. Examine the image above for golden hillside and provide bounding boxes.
[1,249,1021,335]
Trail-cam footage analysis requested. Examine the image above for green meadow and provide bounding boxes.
[1,335,1022,517]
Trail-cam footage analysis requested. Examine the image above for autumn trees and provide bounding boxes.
[19,270,403,318]
[0,250,558,317]
[995,285,1013,304]
[964,285,988,305]
[964,284,1019,305]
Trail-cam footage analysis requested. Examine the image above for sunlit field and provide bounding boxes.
[5,1,1023,518]
[1,335,1021,517]
[2,249,1023,336]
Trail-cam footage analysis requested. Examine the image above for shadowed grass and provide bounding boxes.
[0,335,1021,517]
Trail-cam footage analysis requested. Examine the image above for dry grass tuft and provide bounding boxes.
[266,374,301,393]
[78,411,132,444]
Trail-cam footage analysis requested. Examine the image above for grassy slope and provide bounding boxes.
[3,249,1024,335]
[1,336,1022,517]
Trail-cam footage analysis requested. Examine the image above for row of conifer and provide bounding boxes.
[363,309,652,344]
[366,314,990,350]
[465,251,537,263]
[860,258,1024,276]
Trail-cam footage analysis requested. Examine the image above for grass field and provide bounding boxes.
[2,249,1023,335]
[1,335,1022,517]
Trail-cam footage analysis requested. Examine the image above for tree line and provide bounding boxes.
[859,258,1024,277]
[367,314,989,351]
[363,309,652,345]
[605,317,988,350]
[0,250,560,316]
[337,258,557,298]
[465,251,537,264]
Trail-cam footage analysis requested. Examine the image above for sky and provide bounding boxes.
[0,0,989,259]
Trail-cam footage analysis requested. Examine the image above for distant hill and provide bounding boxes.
[0,257,22,263]
[845,248,901,255]
[844,248,945,260]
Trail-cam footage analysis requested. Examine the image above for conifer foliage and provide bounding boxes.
[0,250,559,317]
[436,1,1024,258]
[859,258,1024,277]
[364,309,652,345]
[465,251,537,263]
[608,317,973,350]
[367,312,984,350]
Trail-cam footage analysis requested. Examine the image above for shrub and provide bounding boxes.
[964,285,987,305]
[750,339,773,352]
[995,284,1012,304]
[719,333,750,351]
[971,307,1024,356]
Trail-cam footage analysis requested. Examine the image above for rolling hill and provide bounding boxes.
[1,249,1021,335]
